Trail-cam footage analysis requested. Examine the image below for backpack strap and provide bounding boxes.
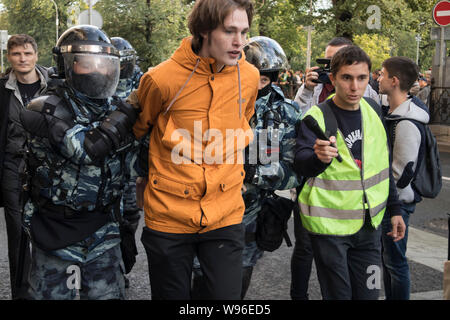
[362,97,382,119]
[317,100,338,138]
[316,96,382,138]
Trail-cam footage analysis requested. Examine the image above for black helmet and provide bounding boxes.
[53,25,120,99]
[111,37,136,79]
[243,36,289,81]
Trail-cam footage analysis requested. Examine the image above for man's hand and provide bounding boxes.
[126,90,141,110]
[314,136,339,164]
[304,66,320,91]
[136,177,148,209]
[387,215,406,242]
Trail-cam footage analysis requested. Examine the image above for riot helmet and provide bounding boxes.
[53,25,120,99]
[243,36,289,82]
[111,37,136,80]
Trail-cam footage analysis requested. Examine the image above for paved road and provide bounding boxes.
[1,152,449,300]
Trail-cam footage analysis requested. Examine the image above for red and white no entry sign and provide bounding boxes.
[433,0,450,26]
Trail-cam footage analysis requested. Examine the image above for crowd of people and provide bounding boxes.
[0,0,437,300]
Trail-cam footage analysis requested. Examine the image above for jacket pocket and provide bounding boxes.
[150,173,195,199]
[219,169,245,192]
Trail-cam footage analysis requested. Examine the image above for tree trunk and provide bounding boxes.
[146,0,152,43]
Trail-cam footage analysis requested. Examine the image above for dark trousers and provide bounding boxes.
[309,218,382,300]
[1,166,31,299]
[290,204,314,300]
[141,223,244,300]
[381,202,414,300]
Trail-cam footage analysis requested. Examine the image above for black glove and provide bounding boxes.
[84,101,138,161]
[244,163,257,184]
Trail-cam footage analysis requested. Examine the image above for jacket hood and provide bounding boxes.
[385,96,430,124]
[165,36,247,118]
[170,37,247,75]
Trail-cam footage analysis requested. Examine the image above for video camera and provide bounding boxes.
[311,58,331,84]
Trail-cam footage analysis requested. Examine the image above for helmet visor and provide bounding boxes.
[119,55,136,79]
[64,53,120,99]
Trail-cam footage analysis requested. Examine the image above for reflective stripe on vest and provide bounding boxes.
[298,98,389,236]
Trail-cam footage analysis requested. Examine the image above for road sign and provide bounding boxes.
[433,1,450,26]
[78,9,103,29]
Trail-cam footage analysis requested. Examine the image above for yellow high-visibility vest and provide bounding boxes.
[298,98,389,235]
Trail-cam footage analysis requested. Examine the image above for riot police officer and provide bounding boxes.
[110,36,144,284]
[111,37,143,99]
[192,36,301,299]
[19,25,139,300]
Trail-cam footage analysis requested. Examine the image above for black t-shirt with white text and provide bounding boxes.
[327,99,362,169]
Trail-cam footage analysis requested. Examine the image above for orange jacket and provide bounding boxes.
[133,37,259,234]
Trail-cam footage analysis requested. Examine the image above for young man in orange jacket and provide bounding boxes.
[133,0,259,299]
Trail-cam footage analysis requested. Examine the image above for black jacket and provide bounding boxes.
[0,77,11,207]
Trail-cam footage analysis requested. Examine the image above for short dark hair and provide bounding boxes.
[188,0,254,53]
[327,37,353,48]
[7,34,38,53]
[330,45,371,75]
[382,57,419,92]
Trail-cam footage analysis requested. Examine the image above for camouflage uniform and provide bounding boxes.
[22,84,137,299]
[115,66,143,99]
[193,84,300,272]
[241,84,301,267]
[115,66,143,214]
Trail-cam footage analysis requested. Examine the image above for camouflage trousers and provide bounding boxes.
[28,244,126,300]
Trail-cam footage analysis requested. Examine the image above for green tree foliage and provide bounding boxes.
[325,0,436,70]
[353,33,390,71]
[0,0,438,74]
[96,0,191,71]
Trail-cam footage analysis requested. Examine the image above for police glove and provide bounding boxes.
[84,100,138,161]
[244,163,258,184]
[100,100,138,148]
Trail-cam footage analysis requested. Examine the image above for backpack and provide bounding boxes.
[256,192,294,252]
[389,118,442,199]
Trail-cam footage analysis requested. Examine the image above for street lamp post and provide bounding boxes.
[50,0,59,44]
[306,0,313,70]
[415,34,421,65]
[415,22,425,66]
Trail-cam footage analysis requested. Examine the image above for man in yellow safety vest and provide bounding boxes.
[294,45,406,300]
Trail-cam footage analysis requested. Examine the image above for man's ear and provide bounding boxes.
[200,32,208,42]
[392,76,400,88]
[329,73,335,87]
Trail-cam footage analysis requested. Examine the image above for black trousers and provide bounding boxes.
[141,223,244,300]
[290,204,314,300]
[1,166,31,299]
[309,218,382,300]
